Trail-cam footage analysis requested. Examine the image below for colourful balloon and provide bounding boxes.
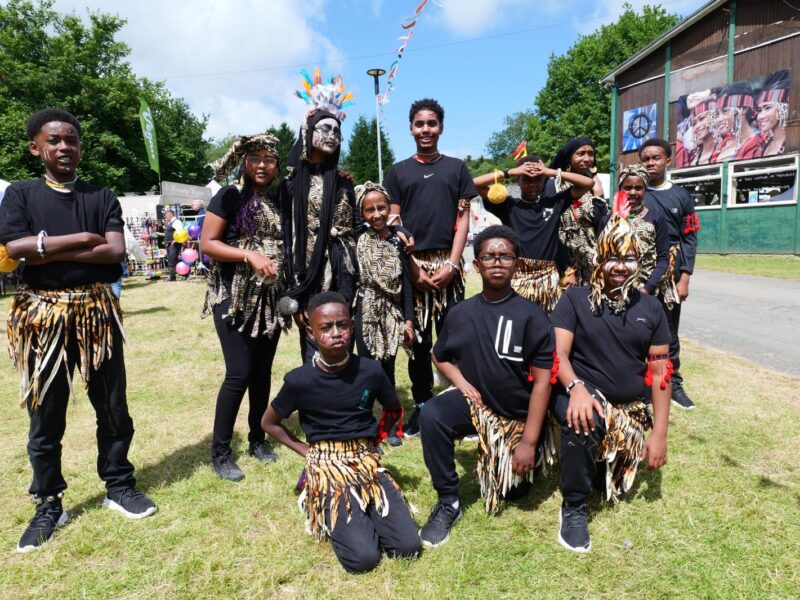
[188,224,201,238]
[176,261,191,276]
[201,253,212,264]
[181,248,198,265]
[173,229,189,243]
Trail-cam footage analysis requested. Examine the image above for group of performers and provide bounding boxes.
[0,94,698,571]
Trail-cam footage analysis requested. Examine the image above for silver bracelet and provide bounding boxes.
[565,379,584,394]
[445,259,459,272]
[36,230,48,258]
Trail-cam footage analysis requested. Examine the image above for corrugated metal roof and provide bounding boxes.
[601,0,728,85]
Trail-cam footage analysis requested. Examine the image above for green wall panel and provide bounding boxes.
[696,210,722,253]
[725,205,796,253]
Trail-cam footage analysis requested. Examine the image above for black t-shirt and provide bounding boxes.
[483,189,574,261]
[645,183,698,275]
[433,293,554,419]
[0,179,123,289]
[271,355,400,443]
[551,286,670,404]
[383,156,478,252]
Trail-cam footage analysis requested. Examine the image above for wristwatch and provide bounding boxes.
[565,379,585,394]
[502,168,510,179]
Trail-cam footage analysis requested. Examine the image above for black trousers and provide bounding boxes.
[418,389,477,502]
[327,473,420,574]
[408,297,458,405]
[551,390,607,507]
[212,304,281,459]
[167,243,181,280]
[27,324,136,497]
[354,297,397,388]
[662,300,683,383]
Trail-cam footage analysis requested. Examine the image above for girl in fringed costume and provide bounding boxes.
[281,69,359,363]
[640,138,700,410]
[0,108,156,553]
[417,226,557,548]
[550,210,672,554]
[594,164,671,299]
[474,154,594,314]
[548,137,607,286]
[200,133,289,482]
[262,292,420,574]
[383,98,478,435]
[353,183,415,447]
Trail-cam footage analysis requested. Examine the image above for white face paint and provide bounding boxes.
[486,241,509,253]
[311,117,342,155]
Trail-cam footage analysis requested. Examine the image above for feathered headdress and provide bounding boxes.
[296,68,354,121]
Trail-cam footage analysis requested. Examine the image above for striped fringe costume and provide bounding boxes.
[7,283,126,410]
[466,397,558,514]
[511,257,561,315]
[656,244,680,309]
[410,248,464,334]
[299,438,412,541]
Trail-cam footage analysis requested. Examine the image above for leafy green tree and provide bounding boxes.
[266,121,297,180]
[342,115,394,184]
[0,0,210,192]
[486,4,678,170]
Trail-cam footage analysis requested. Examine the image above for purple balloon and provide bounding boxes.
[188,223,201,238]
[201,253,212,264]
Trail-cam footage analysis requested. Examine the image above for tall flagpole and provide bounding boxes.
[366,68,386,183]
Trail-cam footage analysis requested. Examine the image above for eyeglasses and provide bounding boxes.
[477,254,516,266]
[246,155,277,166]
[314,124,342,139]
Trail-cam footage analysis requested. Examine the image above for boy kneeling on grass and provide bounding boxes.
[0,108,156,554]
[417,224,557,548]
[551,210,671,553]
[262,291,420,573]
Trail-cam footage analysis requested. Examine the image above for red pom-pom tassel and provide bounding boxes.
[549,351,560,384]
[527,366,534,383]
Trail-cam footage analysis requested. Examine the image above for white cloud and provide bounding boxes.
[434,0,563,37]
[53,0,343,140]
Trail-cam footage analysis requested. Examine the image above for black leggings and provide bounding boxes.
[212,304,281,459]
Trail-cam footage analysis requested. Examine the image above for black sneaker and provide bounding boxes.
[249,441,277,463]
[103,488,157,520]
[17,497,68,553]
[385,422,403,446]
[212,455,245,482]
[404,406,422,438]
[419,501,463,548]
[558,503,591,553]
[671,384,696,410]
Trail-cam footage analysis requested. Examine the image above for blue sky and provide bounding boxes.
[50,0,707,161]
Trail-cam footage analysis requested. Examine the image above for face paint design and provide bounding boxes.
[312,117,342,155]
[485,241,508,253]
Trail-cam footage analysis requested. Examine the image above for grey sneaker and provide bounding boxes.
[558,503,591,553]
[17,497,69,553]
[419,501,463,548]
[249,441,277,463]
[212,455,245,482]
[103,488,157,519]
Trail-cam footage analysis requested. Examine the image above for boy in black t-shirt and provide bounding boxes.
[383,98,479,434]
[640,138,700,410]
[262,292,420,574]
[551,215,672,554]
[474,156,594,314]
[0,108,156,553]
[417,225,556,548]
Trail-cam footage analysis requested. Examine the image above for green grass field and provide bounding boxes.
[1,278,799,599]
[696,254,800,280]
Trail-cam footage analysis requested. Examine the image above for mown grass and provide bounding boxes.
[696,254,800,280]
[0,277,798,599]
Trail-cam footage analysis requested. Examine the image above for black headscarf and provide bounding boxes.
[281,110,345,305]
[549,137,596,172]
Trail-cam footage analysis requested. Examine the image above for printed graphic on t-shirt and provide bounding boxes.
[493,316,523,362]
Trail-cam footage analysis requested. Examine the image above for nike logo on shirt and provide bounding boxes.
[424,173,434,179]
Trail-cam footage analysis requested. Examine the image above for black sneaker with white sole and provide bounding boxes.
[404,405,422,438]
[103,488,157,519]
[419,501,463,547]
[671,383,696,410]
[212,455,245,482]
[249,440,277,463]
[17,497,69,553]
[558,503,591,553]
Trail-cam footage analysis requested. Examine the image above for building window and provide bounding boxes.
[730,156,798,207]
[669,165,723,210]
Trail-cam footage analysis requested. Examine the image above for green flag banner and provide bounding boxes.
[138,98,160,175]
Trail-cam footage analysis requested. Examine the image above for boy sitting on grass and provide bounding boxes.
[261,291,420,573]
[417,225,557,548]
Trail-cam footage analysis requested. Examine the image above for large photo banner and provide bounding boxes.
[674,69,789,168]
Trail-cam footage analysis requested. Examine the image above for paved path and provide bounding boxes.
[681,270,800,377]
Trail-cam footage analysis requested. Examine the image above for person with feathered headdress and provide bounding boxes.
[281,69,358,363]
[473,153,594,314]
[200,132,289,481]
[549,137,607,287]
[550,212,672,554]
